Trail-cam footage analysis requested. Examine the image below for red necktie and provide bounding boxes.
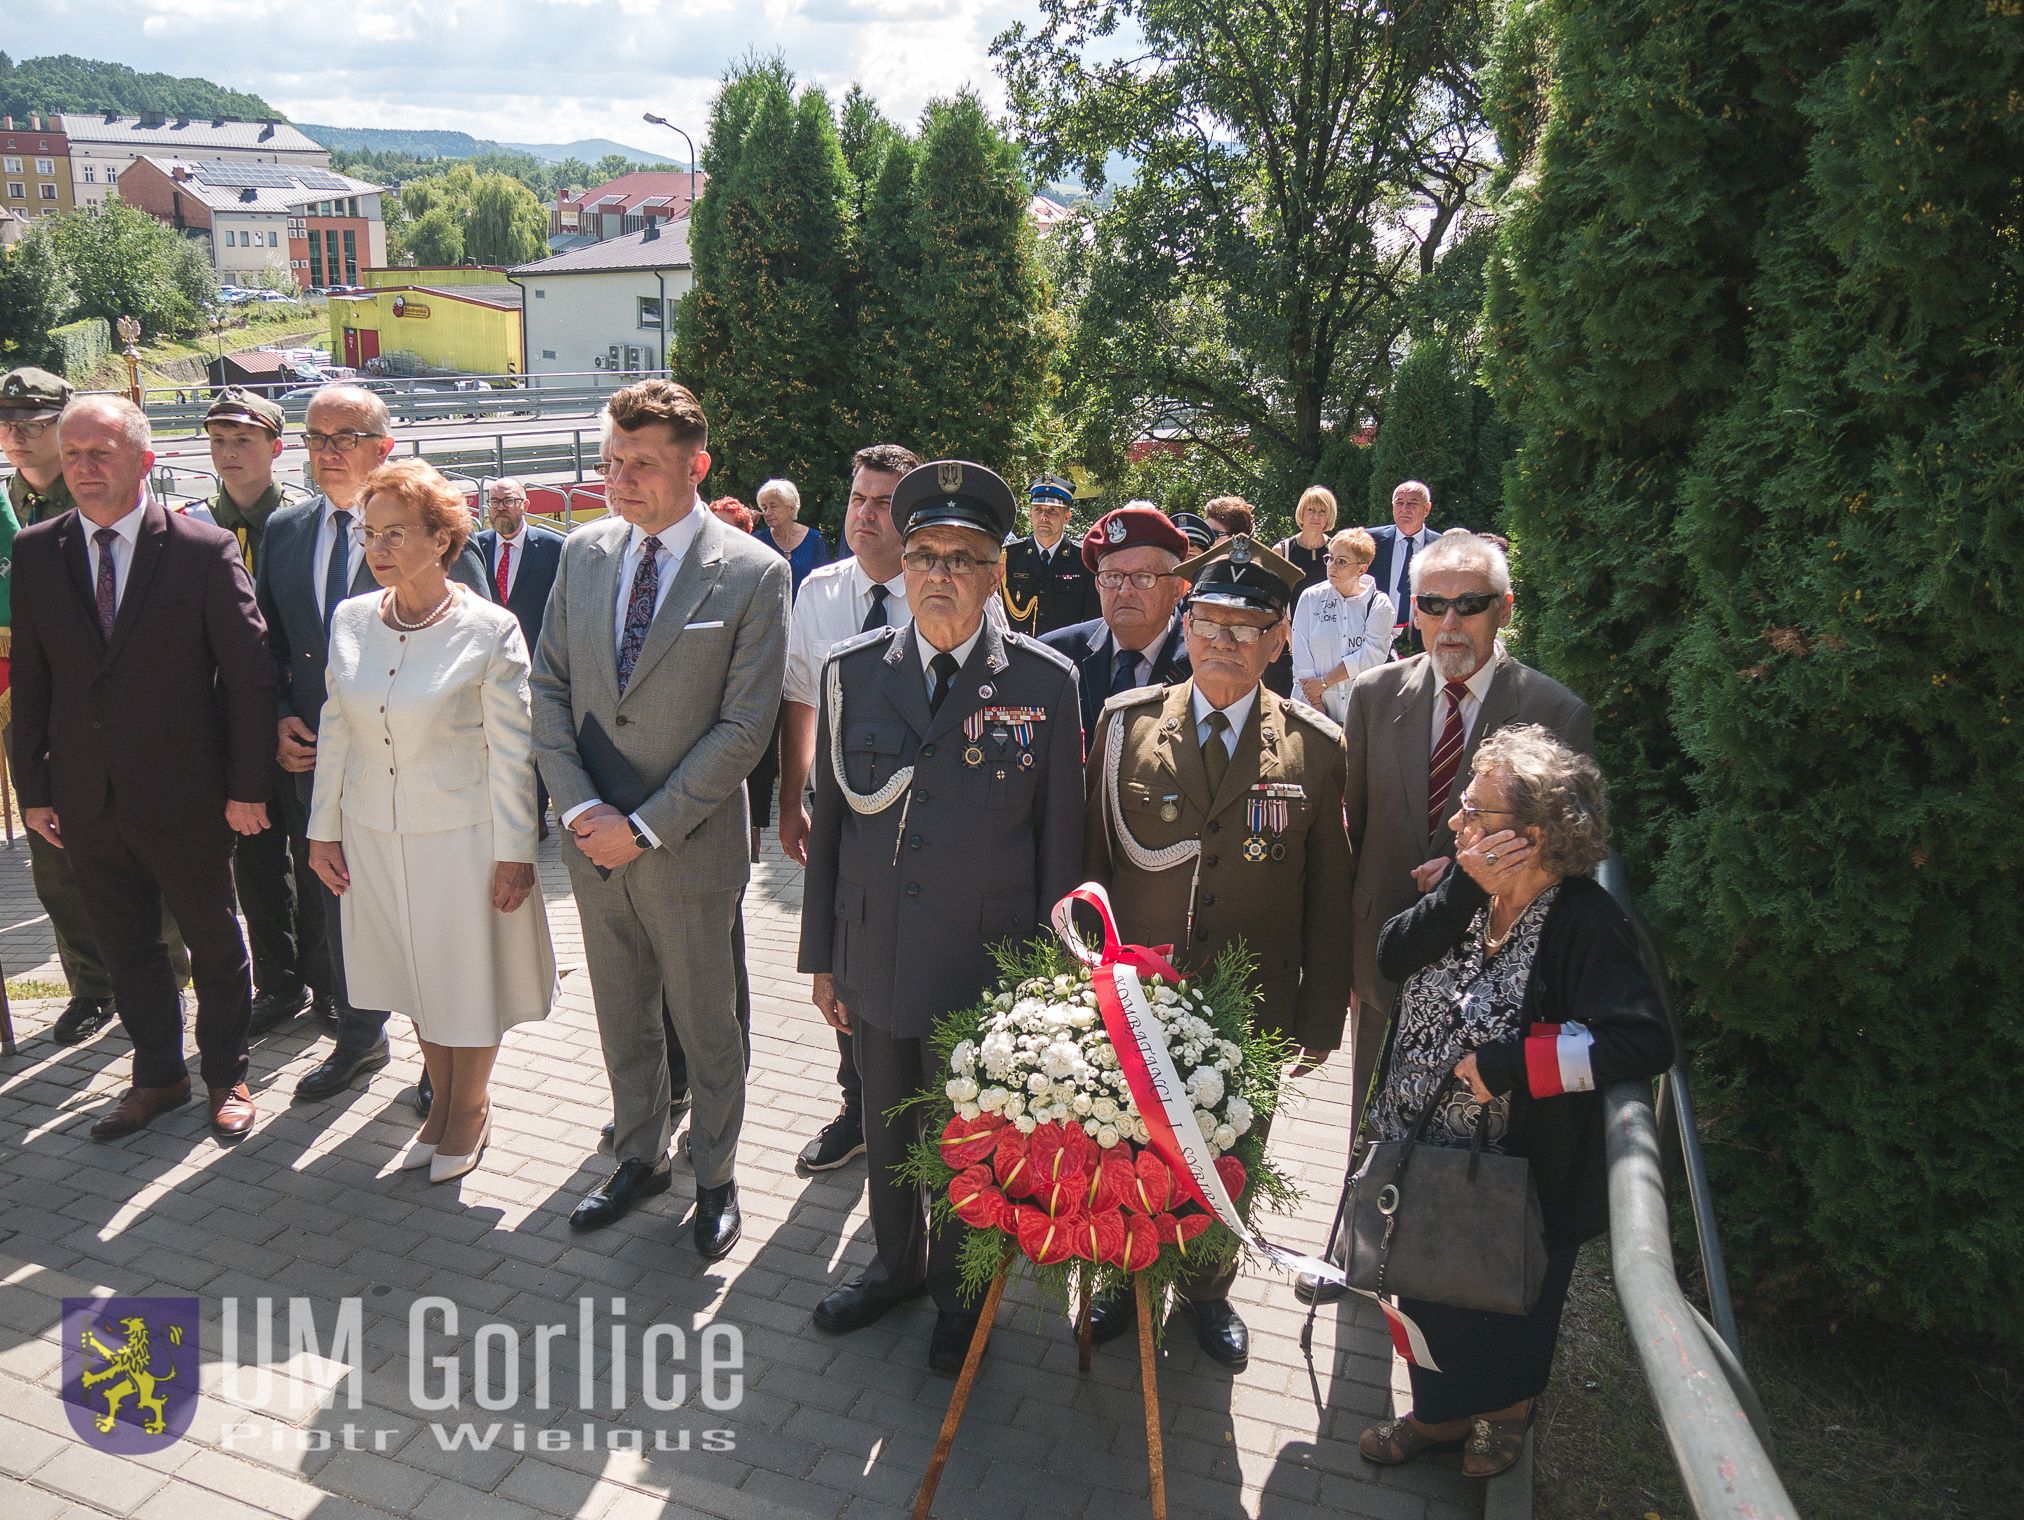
[496,540,513,602]
[1427,678,1469,837]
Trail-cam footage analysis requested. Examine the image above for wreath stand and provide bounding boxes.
[911,1259,1168,1520]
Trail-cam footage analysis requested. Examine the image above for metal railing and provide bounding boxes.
[1593,854,1797,1519]
[136,369,669,436]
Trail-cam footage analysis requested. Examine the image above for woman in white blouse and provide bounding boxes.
[1290,526,1396,723]
[306,459,557,1185]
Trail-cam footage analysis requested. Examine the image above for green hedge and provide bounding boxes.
[1487,0,2024,1343]
[48,317,111,381]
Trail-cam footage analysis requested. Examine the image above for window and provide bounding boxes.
[342,229,357,284]
[637,296,663,330]
[5,183,22,200]
[83,165,95,183]
[309,239,324,285]
[541,349,557,360]
[35,158,54,175]
[1,158,18,173]
[534,288,545,299]
[269,231,279,247]
[38,183,55,201]
[225,229,237,247]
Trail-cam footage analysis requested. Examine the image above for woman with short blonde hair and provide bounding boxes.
[1276,484,1340,592]
[1290,525,1393,721]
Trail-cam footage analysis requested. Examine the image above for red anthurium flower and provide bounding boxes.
[1155,1212,1213,1257]
[994,1130,1037,1198]
[1214,1154,1247,1202]
[1039,1170,1089,1219]
[1118,1213,1161,1272]
[1080,1208,1126,1264]
[938,1113,1007,1169]
[1086,1152,1136,1214]
[949,1166,1009,1231]
[1015,1204,1076,1266]
[1128,1150,1178,1216]
[1058,1123,1099,1177]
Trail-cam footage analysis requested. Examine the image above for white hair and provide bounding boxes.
[1392,479,1431,505]
[1410,527,1511,597]
[756,477,800,511]
[59,394,151,453]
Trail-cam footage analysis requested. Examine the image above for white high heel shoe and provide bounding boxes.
[398,1136,437,1171]
[429,1109,492,1184]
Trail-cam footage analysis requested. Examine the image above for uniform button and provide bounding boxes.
[921,744,936,759]
[90,719,102,730]
[1205,854,1218,868]
[915,791,930,803]
[1206,820,1221,834]
[1201,894,1216,907]
[616,715,629,727]
[399,635,406,643]
[905,882,922,896]
[1194,928,1209,943]
[907,834,922,849]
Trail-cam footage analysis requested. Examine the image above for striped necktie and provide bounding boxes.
[1428,678,1470,837]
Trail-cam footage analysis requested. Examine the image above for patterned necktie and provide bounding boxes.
[496,539,513,602]
[616,535,662,693]
[322,509,352,630]
[1201,709,1231,795]
[1428,678,1470,837]
[860,582,890,634]
[928,651,960,715]
[93,528,119,640]
[1110,646,1140,698]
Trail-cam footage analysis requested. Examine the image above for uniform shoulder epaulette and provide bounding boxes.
[822,626,899,666]
[1283,701,1343,744]
[1101,683,1167,713]
[1003,629,1076,672]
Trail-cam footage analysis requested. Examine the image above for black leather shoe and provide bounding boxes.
[1294,1272,1348,1305]
[311,990,338,1027]
[797,1110,866,1172]
[570,1157,671,1231]
[1186,1298,1249,1370]
[1085,1287,1137,1344]
[694,1181,741,1260]
[51,996,115,1046]
[928,1312,982,1374]
[246,984,310,1035]
[295,1037,390,1099]
[413,1070,433,1118]
[813,1277,928,1334]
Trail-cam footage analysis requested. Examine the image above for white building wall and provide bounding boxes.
[212,213,292,280]
[519,266,694,382]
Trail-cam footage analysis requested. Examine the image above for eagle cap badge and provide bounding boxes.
[937,460,965,493]
[1106,518,1127,544]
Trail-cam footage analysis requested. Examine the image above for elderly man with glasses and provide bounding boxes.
[254,386,495,1107]
[1296,527,1593,1305]
[1041,503,1194,736]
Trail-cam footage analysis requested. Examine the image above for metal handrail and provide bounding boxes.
[1594,854,1796,1516]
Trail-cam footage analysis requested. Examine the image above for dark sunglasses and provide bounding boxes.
[1415,591,1500,617]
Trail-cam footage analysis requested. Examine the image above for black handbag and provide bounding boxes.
[1342,1074,1550,1317]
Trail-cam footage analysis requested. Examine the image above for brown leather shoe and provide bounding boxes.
[90,1078,193,1140]
[208,1083,257,1138]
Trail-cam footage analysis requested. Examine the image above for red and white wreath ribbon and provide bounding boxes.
[1051,883,1440,1369]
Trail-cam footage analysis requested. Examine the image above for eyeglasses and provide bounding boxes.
[489,496,526,507]
[1414,591,1500,618]
[303,430,385,454]
[1095,569,1173,592]
[0,417,57,441]
[1185,612,1274,646]
[1325,555,1369,570]
[359,526,424,550]
[1457,798,1517,827]
[901,549,996,578]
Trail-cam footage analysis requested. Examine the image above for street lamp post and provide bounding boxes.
[640,113,699,213]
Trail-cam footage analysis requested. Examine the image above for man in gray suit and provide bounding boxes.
[800,460,1083,1373]
[1299,528,1591,1302]
[531,379,788,1261]
[255,385,495,1105]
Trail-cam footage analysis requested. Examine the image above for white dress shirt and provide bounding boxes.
[917,621,985,700]
[84,497,149,615]
[1431,643,1505,751]
[1191,683,1258,758]
[1386,525,1439,616]
[611,501,705,654]
[782,555,912,708]
[314,496,366,620]
[492,526,526,597]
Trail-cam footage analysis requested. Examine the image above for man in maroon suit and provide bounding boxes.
[11,395,277,1139]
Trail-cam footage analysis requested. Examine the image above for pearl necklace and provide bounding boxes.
[385,587,455,631]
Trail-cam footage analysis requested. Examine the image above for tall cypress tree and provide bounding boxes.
[1365,339,1477,526]
[850,138,923,455]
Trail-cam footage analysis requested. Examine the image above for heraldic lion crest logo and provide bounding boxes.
[62,1297,200,1453]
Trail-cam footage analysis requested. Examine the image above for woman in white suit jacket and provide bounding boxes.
[307,460,557,1184]
[1291,526,1396,724]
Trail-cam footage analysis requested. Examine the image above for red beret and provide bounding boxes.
[1080,505,1189,572]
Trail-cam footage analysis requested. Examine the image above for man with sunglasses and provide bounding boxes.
[1041,503,1193,735]
[1080,533,1353,1369]
[1297,528,1591,1304]
[254,386,495,1106]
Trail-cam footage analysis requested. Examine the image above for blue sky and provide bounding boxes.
[21,0,1042,152]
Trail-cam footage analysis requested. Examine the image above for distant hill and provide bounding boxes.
[303,124,681,168]
[492,137,680,167]
[0,52,279,121]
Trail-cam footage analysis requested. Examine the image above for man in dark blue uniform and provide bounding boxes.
[999,472,1098,636]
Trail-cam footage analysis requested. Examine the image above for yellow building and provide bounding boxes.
[330,280,523,375]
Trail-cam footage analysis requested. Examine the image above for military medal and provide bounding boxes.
[1246,788,1293,864]
[964,746,984,767]
[1159,796,1181,822]
[1244,835,1268,862]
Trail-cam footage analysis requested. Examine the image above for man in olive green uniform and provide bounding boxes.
[1080,534,1354,1371]
[188,389,327,1033]
[1,368,189,1042]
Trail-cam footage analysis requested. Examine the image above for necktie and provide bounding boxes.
[1201,709,1231,795]
[1395,533,1416,621]
[322,509,352,630]
[616,535,662,693]
[928,650,960,715]
[93,528,119,640]
[1111,646,1140,699]
[860,582,890,634]
[1428,678,1470,837]
[496,539,513,602]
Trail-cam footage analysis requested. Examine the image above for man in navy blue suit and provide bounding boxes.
[476,478,565,834]
[1366,479,1446,655]
[1041,504,1192,737]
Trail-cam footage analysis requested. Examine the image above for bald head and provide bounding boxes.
[487,475,529,535]
[59,395,154,524]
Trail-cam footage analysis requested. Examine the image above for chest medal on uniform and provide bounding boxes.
[966,706,1045,771]
[1246,785,1298,864]
[1159,795,1181,822]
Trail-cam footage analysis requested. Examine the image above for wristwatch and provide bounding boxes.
[627,818,653,852]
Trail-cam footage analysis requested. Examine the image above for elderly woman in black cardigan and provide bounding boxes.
[1357,724,1673,1478]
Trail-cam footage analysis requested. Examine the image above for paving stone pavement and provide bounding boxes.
[0,828,1481,1519]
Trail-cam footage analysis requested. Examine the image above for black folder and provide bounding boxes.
[576,713,650,878]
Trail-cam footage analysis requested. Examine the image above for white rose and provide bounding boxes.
[945,1078,979,1103]
[1091,1097,1118,1122]
[958,1102,982,1120]
[1153,985,1181,1006]
[978,1086,1009,1112]
[1096,1125,1121,1149]
[1194,1108,1218,1137]
[1212,1124,1237,1150]
[1015,1114,1038,1134]
[1003,1095,1025,1119]
[1072,1093,1094,1116]
[1026,1071,1050,1095]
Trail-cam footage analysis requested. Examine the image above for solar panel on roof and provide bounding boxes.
[638,196,671,208]
[297,170,353,190]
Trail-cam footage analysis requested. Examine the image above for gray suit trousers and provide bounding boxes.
[569,847,744,1188]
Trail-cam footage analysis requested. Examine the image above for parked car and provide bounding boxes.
[253,290,297,304]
